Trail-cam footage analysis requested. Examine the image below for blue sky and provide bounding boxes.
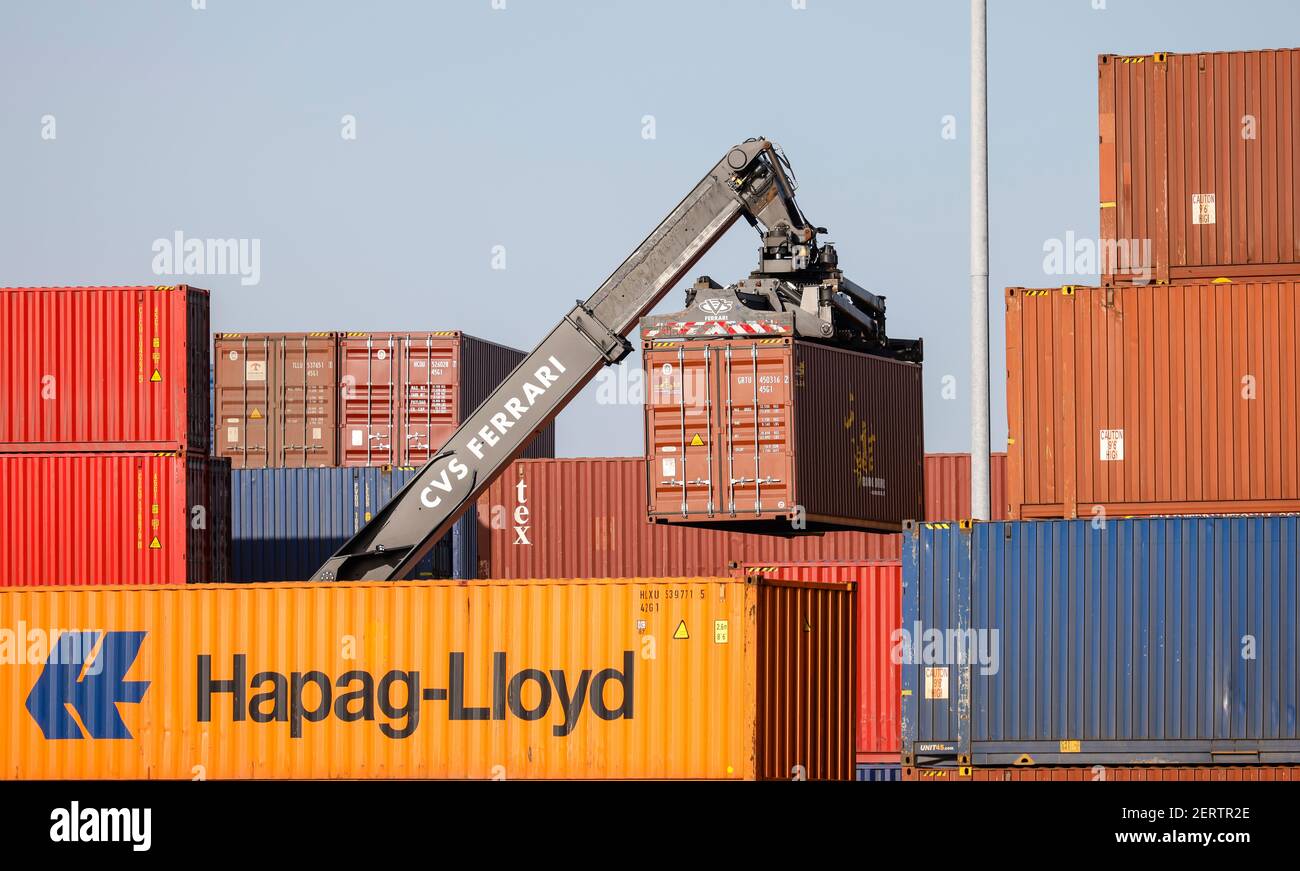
[3,0,1297,455]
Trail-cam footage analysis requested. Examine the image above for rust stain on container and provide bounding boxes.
[1007,282,1300,518]
[0,453,230,585]
[0,577,853,779]
[739,561,901,764]
[905,766,1300,782]
[214,333,339,468]
[643,337,923,532]
[475,455,1005,579]
[1100,49,1300,284]
[0,286,210,453]
[338,332,554,467]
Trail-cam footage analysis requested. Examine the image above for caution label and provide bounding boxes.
[673,620,689,640]
[249,408,263,421]
[149,369,162,383]
[148,536,161,550]
[689,433,704,447]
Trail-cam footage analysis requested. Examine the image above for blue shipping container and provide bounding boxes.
[230,468,473,581]
[902,517,1300,767]
[855,763,902,782]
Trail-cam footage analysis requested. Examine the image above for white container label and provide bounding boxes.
[351,428,364,446]
[662,458,676,478]
[1192,193,1216,225]
[226,427,239,443]
[1100,428,1124,461]
[925,667,949,700]
[312,427,321,440]
[245,360,266,382]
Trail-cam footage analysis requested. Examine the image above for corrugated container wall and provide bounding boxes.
[229,467,465,581]
[0,285,210,452]
[1100,49,1300,285]
[0,577,854,779]
[338,332,554,466]
[856,763,903,782]
[740,561,901,763]
[906,765,1300,782]
[214,333,339,468]
[0,453,230,585]
[644,338,923,533]
[476,455,1006,579]
[1007,283,1300,518]
[902,517,1300,767]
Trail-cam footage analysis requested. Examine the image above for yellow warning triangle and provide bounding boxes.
[249,408,263,420]
[148,536,161,550]
[150,369,162,382]
[689,433,704,447]
[673,620,689,640]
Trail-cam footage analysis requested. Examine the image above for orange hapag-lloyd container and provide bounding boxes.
[1099,49,1300,285]
[1006,282,1300,519]
[0,285,210,453]
[643,336,923,533]
[737,561,900,765]
[0,577,854,779]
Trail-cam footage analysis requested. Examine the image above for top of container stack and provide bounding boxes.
[0,285,211,453]
[1099,47,1300,285]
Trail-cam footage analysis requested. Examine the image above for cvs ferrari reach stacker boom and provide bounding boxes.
[314,138,907,581]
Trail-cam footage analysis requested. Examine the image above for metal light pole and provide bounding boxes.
[970,0,991,521]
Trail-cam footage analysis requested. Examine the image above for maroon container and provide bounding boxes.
[1100,49,1300,284]
[474,454,1006,579]
[338,331,555,467]
[0,285,210,453]
[214,333,339,468]
[644,337,924,533]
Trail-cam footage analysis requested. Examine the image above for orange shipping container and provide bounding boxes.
[1006,282,1300,518]
[0,577,854,779]
[1099,49,1300,285]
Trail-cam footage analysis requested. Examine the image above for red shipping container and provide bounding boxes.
[0,285,210,453]
[737,560,901,765]
[338,332,555,467]
[0,452,230,585]
[474,454,1007,579]
[214,333,339,468]
[1100,49,1300,285]
[644,337,923,532]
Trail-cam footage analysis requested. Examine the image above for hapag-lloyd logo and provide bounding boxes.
[25,631,150,739]
[419,355,568,510]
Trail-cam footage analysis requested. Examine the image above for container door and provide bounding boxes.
[400,335,459,465]
[278,334,338,467]
[717,342,794,519]
[215,337,272,469]
[646,344,716,517]
[340,334,396,466]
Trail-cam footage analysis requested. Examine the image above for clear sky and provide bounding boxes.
[3,0,1297,456]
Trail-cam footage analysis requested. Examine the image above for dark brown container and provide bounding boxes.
[1007,282,1300,518]
[0,285,210,453]
[338,331,554,467]
[1100,49,1300,285]
[214,333,339,468]
[474,455,1006,579]
[643,337,924,532]
[905,765,1300,782]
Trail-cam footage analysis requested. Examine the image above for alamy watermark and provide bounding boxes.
[152,231,261,286]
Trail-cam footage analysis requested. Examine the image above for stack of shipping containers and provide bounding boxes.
[904,48,1300,782]
[0,285,230,585]
[216,331,555,581]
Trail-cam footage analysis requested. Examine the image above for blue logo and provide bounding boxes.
[25,631,149,739]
